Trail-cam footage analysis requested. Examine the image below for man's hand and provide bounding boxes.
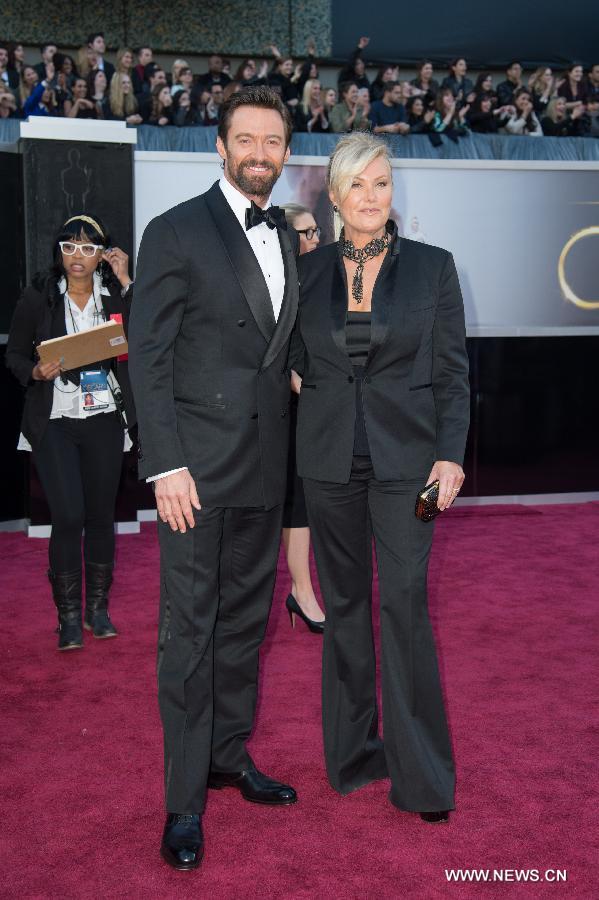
[155,470,201,533]
[290,370,302,394]
[426,461,465,511]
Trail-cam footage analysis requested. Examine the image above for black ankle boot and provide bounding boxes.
[48,569,83,651]
[84,562,118,638]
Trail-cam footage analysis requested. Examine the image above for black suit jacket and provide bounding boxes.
[128,181,299,509]
[290,228,470,483]
[6,276,136,450]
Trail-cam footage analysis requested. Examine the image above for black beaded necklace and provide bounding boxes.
[340,228,390,303]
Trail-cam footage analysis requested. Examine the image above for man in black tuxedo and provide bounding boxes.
[128,87,299,870]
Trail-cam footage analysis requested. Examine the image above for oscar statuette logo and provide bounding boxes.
[557,226,599,310]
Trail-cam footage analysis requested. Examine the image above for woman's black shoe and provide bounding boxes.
[420,810,450,824]
[84,562,118,638]
[48,569,83,651]
[285,593,325,634]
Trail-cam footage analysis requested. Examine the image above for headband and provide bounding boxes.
[63,215,105,240]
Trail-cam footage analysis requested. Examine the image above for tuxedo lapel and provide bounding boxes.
[366,233,402,368]
[205,182,276,343]
[331,251,351,366]
[260,225,298,371]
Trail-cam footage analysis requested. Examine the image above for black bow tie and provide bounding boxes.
[245,201,287,231]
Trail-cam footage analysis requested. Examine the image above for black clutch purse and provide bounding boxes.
[415,480,442,522]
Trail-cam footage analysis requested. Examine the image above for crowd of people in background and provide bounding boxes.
[1,32,598,139]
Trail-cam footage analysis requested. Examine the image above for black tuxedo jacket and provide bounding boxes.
[6,276,135,451]
[290,228,470,483]
[128,181,299,509]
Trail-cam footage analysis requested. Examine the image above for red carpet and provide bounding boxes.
[1,504,597,898]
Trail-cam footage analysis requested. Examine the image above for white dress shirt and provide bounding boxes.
[218,175,285,321]
[147,176,287,483]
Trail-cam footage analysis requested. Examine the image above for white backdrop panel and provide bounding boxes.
[134,152,599,335]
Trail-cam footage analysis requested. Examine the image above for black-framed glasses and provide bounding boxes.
[59,241,102,257]
[296,226,321,240]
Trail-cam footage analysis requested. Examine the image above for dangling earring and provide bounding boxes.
[333,205,338,212]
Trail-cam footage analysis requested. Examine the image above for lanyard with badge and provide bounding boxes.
[65,289,110,415]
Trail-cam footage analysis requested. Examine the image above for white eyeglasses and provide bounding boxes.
[59,241,102,257]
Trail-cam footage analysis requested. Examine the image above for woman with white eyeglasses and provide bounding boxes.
[6,214,136,652]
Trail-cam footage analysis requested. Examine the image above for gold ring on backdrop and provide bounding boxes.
[557,226,599,310]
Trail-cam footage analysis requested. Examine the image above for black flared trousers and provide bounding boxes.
[157,503,283,814]
[303,456,455,812]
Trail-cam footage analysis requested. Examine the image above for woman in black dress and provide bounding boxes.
[281,203,325,633]
[6,214,136,651]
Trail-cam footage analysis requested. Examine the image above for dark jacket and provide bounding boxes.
[128,181,300,509]
[557,80,588,104]
[541,115,585,137]
[467,110,504,133]
[289,227,470,483]
[6,276,135,450]
[441,74,474,102]
[496,78,522,106]
[337,47,370,91]
[294,105,330,133]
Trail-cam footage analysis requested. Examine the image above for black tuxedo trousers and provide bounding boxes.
[158,504,283,813]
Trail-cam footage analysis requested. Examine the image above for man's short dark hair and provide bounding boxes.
[145,62,162,79]
[383,80,398,95]
[218,86,293,147]
[507,60,522,69]
[40,42,57,54]
[87,32,104,45]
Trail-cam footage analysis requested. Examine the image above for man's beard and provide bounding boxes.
[228,157,281,198]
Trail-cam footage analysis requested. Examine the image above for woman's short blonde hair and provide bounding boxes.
[172,58,190,82]
[327,133,391,205]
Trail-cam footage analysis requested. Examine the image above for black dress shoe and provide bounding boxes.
[420,810,450,824]
[160,813,204,870]
[207,767,297,805]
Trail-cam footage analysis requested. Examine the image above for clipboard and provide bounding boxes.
[36,320,128,369]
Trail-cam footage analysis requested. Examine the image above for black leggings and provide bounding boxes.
[33,413,124,572]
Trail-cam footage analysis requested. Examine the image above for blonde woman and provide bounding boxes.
[19,65,39,108]
[294,78,329,132]
[171,58,190,87]
[116,47,135,76]
[541,96,586,136]
[109,72,142,124]
[280,203,324,633]
[289,133,469,822]
[528,66,556,117]
[171,65,194,97]
[76,45,96,78]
